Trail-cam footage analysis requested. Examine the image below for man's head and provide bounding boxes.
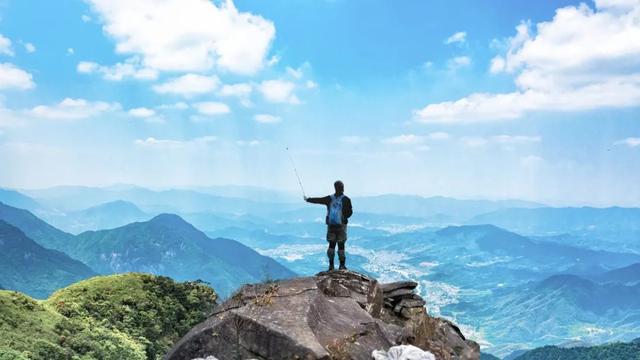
[334,180,344,195]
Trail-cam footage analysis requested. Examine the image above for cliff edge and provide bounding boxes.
[165,270,479,360]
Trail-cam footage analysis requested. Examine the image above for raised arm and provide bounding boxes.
[305,196,331,205]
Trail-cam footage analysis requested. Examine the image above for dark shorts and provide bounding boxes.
[327,225,347,243]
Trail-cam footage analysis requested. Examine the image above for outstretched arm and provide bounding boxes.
[305,196,331,205]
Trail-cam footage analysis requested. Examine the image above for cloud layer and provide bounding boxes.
[86,0,275,75]
[416,0,640,123]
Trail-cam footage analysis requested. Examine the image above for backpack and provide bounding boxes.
[328,194,344,225]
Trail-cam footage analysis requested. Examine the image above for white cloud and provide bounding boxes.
[194,101,230,115]
[0,63,35,90]
[24,42,36,53]
[236,139,261,146]
[416,2,640,123]
[0,103,21,127]
[258,79,300,104]
[445,31,466,44]
[219,83,252,97]
[461,134,541,147]
[340,136,370,144]
[520,155,544,167]
[30,98,120,120]
[86,0,275,75]
[134,135,216,149]
[383,134,425,145]
[267,55,280,67]
[461,137,488,147]
[615,137,640,147]
[153,74,220,97]
[67,48,75,55]
[286,66,303,79]
[489,56,505,74]
[447,56,471,70]
[156,102,189,110]
[81,14,92,22]
[127,107,156,118]
[492,135,541,144]
[0,34,13,56]
[305,80,318,89]
[77,58,158,81]
[254,113,281,123]
[427,132,451,140]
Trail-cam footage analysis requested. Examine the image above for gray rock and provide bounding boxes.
[165,271,479,360]
[381,281,418,293]
[384,288,415,299]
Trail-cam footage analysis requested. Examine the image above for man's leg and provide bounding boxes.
[337,241,346,270]
[327,241,337,271]
[337,225,347,270]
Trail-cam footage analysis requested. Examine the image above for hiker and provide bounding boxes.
[305,180,353,271]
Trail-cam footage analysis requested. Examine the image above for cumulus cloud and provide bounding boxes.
[77,58,158,81]
[461,134,541,147]
[445,31,467,44]
[134,135,216,149]
[340,136,370,144]
[194,101,231,115]
[127,107,156,118]
[416,1,640,123]
[427,132,451,140]
[85,0,275,75]
[0,34,13,56]
[258,79,300,104]
[24,42,36,53]
[383,134,425,145]
[219,83,252,97]
[0,63,35,90]
[30,98,120,120]
[254,113,281,123]
[153,74,220,96]
[615,137,640,147]
[156,102,189,110]
[447,56,471,70]
[236,139,261,146]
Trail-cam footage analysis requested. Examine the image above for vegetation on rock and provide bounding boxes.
[0,273,216,360]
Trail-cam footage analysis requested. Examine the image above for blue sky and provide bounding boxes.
[0,0,638,206]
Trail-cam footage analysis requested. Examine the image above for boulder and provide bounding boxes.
[165,271,479,360]
[381,281,418,293]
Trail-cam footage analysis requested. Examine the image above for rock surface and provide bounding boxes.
[165,271,479,360]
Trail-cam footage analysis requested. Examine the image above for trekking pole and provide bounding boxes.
[285,146,307,199]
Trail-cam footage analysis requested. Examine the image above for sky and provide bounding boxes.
[0,0,639,206]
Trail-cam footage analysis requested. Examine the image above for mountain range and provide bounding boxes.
[0,220,95,298]
[0,201,295,297]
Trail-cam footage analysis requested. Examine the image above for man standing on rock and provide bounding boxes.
[305,180,353,271]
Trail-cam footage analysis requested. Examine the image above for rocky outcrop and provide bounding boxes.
[165,271,479,360]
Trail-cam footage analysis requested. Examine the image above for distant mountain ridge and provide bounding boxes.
[0,220,95,298]
[53,200,151,234]
[515,338,640,360]
[67,213,296,296]
[468,206,640,236]
[0,202,74,250]
[0,189,41,212]
[354,194,544,219]
[0,202,296,297]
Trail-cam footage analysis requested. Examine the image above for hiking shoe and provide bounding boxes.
[339,265,347,271]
